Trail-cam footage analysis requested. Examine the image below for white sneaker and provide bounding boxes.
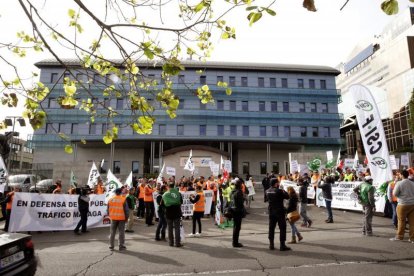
[188,233,195,238]
[389,237,403,241]
[408,239,414,243]
[195,232,201,237]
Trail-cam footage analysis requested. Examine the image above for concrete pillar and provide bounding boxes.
[266,143,271,173]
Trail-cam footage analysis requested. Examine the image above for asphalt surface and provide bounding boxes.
[1,190,414,276]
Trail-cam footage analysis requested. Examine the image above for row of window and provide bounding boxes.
[44,122,331,138]
[49,72,328,89]
[99,161,140,174]
[242,161,280,175]
[46,97,329,113]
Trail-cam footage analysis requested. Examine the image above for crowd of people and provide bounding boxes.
[1,166,413,252]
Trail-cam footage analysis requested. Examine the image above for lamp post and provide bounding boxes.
[5,116,26,173]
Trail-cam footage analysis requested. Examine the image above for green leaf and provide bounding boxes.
[64,144,73,154]
[64,84,77,96]
[248,12,262,26]
[381,0,398,15]
[245,6,257,11]
[226,88,232,95]
[194,2,205,12]
[103,133,113,144]
[68,9,76,18]
[264,8,276,16]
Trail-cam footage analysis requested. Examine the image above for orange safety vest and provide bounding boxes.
[139,185,145,199]
[108,195,126,221]
[144,185,154,202]
[193,192,205,212]
[6,192,14,210]
[96,185,104,195]
[179,186,187,192]
[389,181,398,203]
[241,183,246,194]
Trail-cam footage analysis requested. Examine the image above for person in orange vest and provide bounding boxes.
[144,179,155,226]
[1,187,20,232]
[108,188,129,251]
[387,174,401,229]
[137,180,146,219]
[95,178,105,195]
[189,185,205,237]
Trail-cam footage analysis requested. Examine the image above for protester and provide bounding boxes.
[231,179,245,248]
[353,176,376,236]
[163,182,183,247]
[137,180,146,219]
[286,186,303,243]
[125,187,136,233]
[390,169,414,242]
[74,186,90,234]
[262,173,270,202]
[108,188,129,251]
[387,177,399,229]
[1,187,19,232]
[318,174,334,223]
[95,178,105,195]
[144,179,155,226]
[265,178,290,251]
[155,185,167,241]
[189,185,205,237]
[53,179,63,194]
[298,177,312,228]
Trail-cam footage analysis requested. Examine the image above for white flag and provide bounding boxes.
[336,148,341,166]
[350,84,393,185]
[100,159,105,168]
[184,150,195,172]
[220,155,224,170]
[157,163,165,184]
[87,162,101,189]
[105,169,122,201]
[353,151,359,169]
[0,155,8,184]
[125,171,133,189]
[70,171,77,188]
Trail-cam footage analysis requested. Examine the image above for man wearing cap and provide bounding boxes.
[353,176,376,236]
[107,188,129,250]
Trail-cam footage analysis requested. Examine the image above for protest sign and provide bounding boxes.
[281,180,315,199]
[223,160,232,173]
[344,159,354,169]
[166,167,176,176]
[290,160,298,173]
[326,151,333,162]
[401,154,409,167]
[245,180,256,196]
[9,193,109,232]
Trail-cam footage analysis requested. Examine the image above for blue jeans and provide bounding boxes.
[289,221,299,236]
[325,199,333,220]
[391,202,398,227]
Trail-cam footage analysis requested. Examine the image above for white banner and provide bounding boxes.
[316,181,385,212]
[9,193,109,232]
[326,151,333,162]
[290,160,298,173]
[87,162,100,189]
[223,160,232,173]
[401,154,409,167]
[215,187,222,226]
[281,180,315,199]
[166,166,176,176]
[344,158,354,169]
[350,84,393,185]
[245,180,256,196]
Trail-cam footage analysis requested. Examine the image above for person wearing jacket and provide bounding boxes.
[125,187,136,233]
[155,185,168,241]
[387,175,400,229]
[163,182,183,247]
[318,174,334,223]
[231,179,245,248]
[286,186,303,243]
[265,178,291,251]
[108,188,129,251]
[74,186,90,234]
[189,185,205,237]
[144,180,155,226]
[353,176,376,236]
[298,177,312,228]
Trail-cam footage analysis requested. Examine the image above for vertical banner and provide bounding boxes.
[350,84,393,185]
[105,169,122,202]
[87,163,100,189]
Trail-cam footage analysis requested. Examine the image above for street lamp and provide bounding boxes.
[5,116,26,173]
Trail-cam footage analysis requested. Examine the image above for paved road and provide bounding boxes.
[1,191,414,275]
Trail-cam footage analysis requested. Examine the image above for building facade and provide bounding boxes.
[337,7,414,160]
[31,59,341,184]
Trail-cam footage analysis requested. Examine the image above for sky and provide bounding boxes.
[0,0,413,139]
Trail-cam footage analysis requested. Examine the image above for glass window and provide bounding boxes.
[48,98,58,108]
[322,127,330,137]
[89,124,97,135]
[281,78,288,88]
[243,125,249,136]
[103,98,110,108]
[100,161,107,173]
[159,124,166,135]
[50,73,59,83]
[179,99,184,109]
[271,101,277,112]
[309,79,315,89]
[177,125,184,136]
[102,123,108,135]
[260,162,267,175]
[230,101,236,111]
[58,123,65,133]
[321,103,328,113]
[272,126,278,136]
[242,162,250,175]
[310,103,317,112]
[298,79,304,88]
[242,101,248,111]
[218,125,224,136]
[71,123,78,134]
[258,77,264,87]
[116,98,124,109]
[299,102,305,112]
[241,77,248,87]
[217,76,223,83]
[320,79,326,89]
[259,101,265,111]
[178,75,185,84]
[270,78,276,88]
[45,123,53,134]
[200,76,206,85]
[283,102,289,112]
[300,127,307,137]
[260,126,266,136]
[229,76,236,86]
[200,125,206,136]
[93,73,104,84]
[230,125,237,136]
[284,126,290,137]
[113,161,121,174]
[76,73,84,82]
[272,162,279,174]
[200,102,206,110]
[312,127,319,137]
[132,161,139,174]
[217,100,224,110]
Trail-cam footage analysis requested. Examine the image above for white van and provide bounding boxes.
[7,174,42,192]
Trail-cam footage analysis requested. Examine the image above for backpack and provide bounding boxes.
[162,188,181,207]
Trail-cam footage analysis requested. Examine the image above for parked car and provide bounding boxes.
[29,179,53,193]
[0,233,37,276]
[6,175,42,193]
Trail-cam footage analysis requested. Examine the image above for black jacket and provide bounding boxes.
[230,189,245,213]
[287,195,298,213]
[299,184,308,203]
[165,194,183,220]
[265,187,289,215]
[78,195,89,212]
[318,176,333,200]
